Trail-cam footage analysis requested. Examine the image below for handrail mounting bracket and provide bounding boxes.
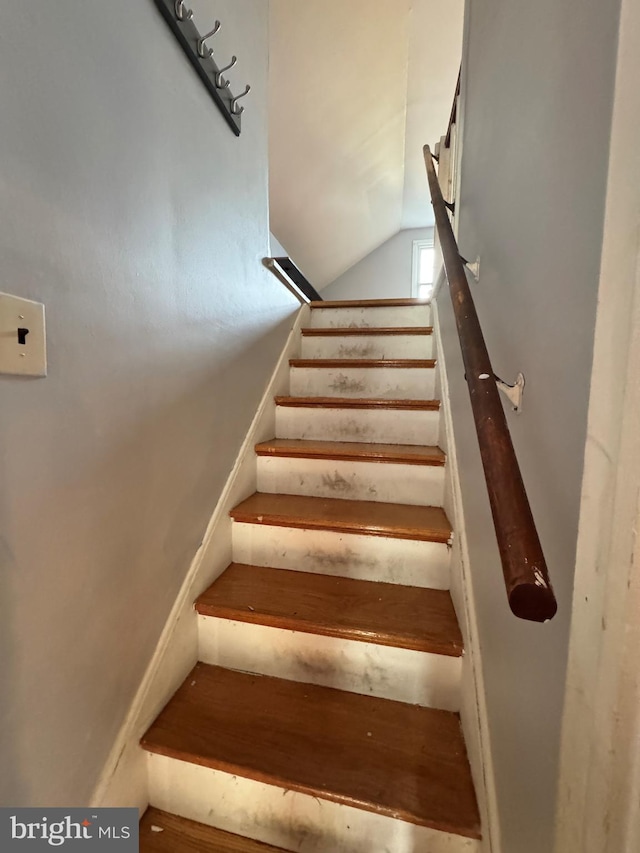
[495,372,525,413]
[459,255,481,281]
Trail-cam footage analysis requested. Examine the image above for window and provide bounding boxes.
[411,239,435,300]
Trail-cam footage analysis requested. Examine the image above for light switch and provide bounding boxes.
[0,292,47,377]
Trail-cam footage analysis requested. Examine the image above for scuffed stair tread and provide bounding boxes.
[229,493,452,542]
[140,808,292,852]
[141,664,481,839]
[255,438,446,466]
[310,298,429,308]
[196,563,463,656]
[301,326,433,336]
[275,396,440,410]
[289,358,436,368]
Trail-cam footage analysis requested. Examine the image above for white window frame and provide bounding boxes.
[411,238,436,299]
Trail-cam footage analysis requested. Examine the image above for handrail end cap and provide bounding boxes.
[509,583,558,623]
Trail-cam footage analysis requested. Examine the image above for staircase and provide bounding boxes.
[139,298,482,853]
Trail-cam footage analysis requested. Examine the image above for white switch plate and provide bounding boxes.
[0,292,47,377]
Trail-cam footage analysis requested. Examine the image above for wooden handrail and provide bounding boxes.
[263,257,323,304]
[423,144,557,622]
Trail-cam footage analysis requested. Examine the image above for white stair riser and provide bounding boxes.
[309,305,431,329]
[276,405,440,445]
[147,755,481,853]
[290,366,436,400]
[198,617,461,710]
[301,334,433,360]
[256,456,445,506]
[232,522,450,588]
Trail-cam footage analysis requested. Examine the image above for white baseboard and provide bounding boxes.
[432,299,502,853]
[89,303,310,811]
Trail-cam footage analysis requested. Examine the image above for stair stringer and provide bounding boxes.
[89,303,310,812]
[432,299,502,853]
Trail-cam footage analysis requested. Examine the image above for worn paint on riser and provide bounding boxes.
[256,455,445,507]
[300,334,434,360]
[197,617,461,710]
[147,754,481,853]
[309,305,431,328]
[289,365,436,400]
[276,406,440,445]
[231,522,450,589]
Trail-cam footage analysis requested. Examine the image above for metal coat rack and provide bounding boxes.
[153,0,251,136]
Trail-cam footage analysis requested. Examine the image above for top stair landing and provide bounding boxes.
[309,298,431,329]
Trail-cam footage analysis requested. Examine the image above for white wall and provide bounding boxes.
[436,0,622,851]
[0,0,297,807]
[555,0,640,846]
[401,0,463,229]
[269,1,461,289]
[269,232,288,257]
[322,228,433,300]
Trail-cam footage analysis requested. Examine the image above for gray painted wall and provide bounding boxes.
[0,0,297,806]
[438,0,622,850]
[269,232,289,257]
[322,228,434,300]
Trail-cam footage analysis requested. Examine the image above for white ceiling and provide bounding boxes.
[268,0,464,289]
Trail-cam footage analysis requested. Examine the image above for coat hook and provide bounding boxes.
[215,56,237,89]
[175,0,193,21]
[197,21,221,58]
[230,84,251,115]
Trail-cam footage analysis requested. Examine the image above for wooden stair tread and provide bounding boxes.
[229,493,452,543]
[275,396,440,410]
[140,808,291,853]
[197,563,463,656]
[289,358,436,368]
[141,665,481,839]
[301,326,433,336]
[310,298,429,308]
[255,438,446,466]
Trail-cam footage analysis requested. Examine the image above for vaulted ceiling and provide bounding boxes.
[268,0,463,289]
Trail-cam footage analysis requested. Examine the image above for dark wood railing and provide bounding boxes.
[424,144,557,622]
[263,257,323,303]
